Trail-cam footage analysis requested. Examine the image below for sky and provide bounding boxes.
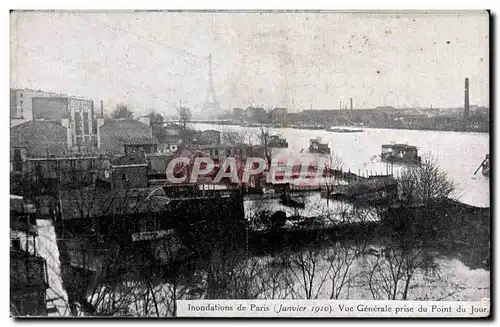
[10,10,489,116]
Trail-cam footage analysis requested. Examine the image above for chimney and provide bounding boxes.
[350,98,353,110]
[464,78,470,117]
[339,101,342,110]
[100,100,104,118]
[96,117,105,148]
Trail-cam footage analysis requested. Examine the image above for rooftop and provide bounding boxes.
[381,144,418,150]
[123,137,158,146]
[110,153,147,167]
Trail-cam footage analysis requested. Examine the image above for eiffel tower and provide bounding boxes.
[203,54,220,113]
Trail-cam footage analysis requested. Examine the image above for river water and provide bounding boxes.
[192,124,490,208]
[30,125,490,315]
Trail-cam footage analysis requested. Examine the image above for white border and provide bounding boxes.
[2,1,497,326]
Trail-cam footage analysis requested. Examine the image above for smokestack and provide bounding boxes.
[464,78,470,117]
[350,98,353,110]
[339,101,342,110]
[100,100,104,118]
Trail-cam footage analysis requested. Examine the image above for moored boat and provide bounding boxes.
[309,138,331,155]
[268,135,289,148]
[380,143,421,165]
[326,127,364,133]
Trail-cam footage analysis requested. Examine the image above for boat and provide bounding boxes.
[327,127,364,133]
[380,143,421,165]
[289,124,326,130]
[268,135,289,148]
[309,138,331,154]
[474,154,490,177]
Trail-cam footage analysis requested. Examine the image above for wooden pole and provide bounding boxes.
[474,159,486,175]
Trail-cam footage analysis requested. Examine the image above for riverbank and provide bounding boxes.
[199,121,489,134]
[245,198,490,271]
[192,123,490,207]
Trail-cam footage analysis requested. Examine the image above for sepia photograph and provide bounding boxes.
[9,9,490,318]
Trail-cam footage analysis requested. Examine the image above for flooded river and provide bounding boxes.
[192,124,490,207]
[31,125,490,315]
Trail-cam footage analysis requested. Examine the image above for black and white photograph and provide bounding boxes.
[9,9,490,318]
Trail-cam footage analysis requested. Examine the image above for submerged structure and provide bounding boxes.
[474,154,490,178]
[380,143,421,165]
[309,138,331,154]
[268,135,288,148]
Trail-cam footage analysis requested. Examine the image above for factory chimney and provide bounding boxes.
[350,98,353,110]
[100,100,104,118]
[464,78,470,118]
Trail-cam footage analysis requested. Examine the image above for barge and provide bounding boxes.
[380,143,421,165]
[309,138,331,155]
[268,135,289,148]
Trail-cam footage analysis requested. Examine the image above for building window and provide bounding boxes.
[75,114,82,135]
[20,100,23,106]
[13,149,23,173]
[19,93,23,98]
[83,112,90,135]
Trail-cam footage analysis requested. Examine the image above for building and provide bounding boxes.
[157,143,179,155]
[164,123,183,137]
[97,118,156,155]
[110,152,149,189]
[193,130,221,145]
[11,121,69,171]
[123,138,158,154]
[10,195,49,316]
[24,154,109,188]
[194,143,266,160]
[10,88,63,127]
[147,153,175,178]
[31,96,96,149]
[245,106,267,123]
[270,107,287,126]
[232,108,244,121]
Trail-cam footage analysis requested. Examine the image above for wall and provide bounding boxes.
[124,143,158,154]
[111,166,149,189]
[99,120,153,154]
[32,97,69,121]
[68,98,94,148]
[147,153,174,175]
[10,89,64,124]
[26,156,109,186]
[11,121,68,157]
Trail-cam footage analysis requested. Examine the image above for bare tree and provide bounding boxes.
[203,247,266,299]
[398,154,456,205]
[366,246,439,300]
[178,107,192,131]
[322,152,344,198]
[366,154,455,300]
[177,107,193,146]
[260,254,295,299]
[285,245,331,299]
[324,243,359,299]
[258,125,279,169]
[220,127,251,145]
[111,104,134,119]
